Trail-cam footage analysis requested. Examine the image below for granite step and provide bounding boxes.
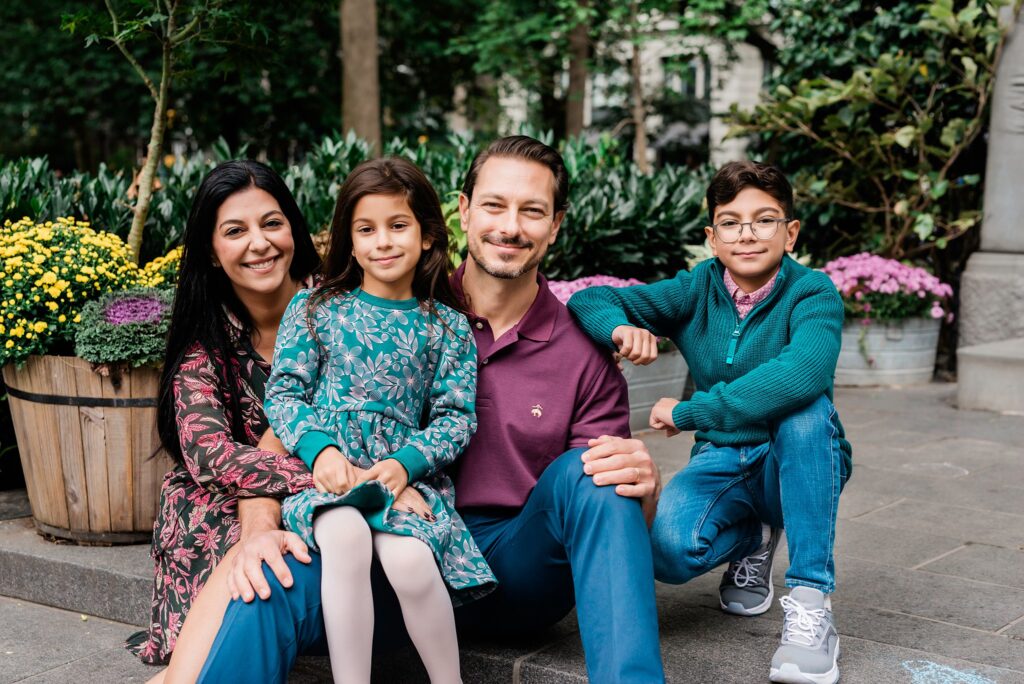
[957,336,1024,414]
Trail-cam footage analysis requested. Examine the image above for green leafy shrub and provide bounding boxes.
[548,136,710,281]
[74,288,173,368]
[1,133,709,283]
[730,0,1009,261]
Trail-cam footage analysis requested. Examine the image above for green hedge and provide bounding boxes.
[0,133,709,282]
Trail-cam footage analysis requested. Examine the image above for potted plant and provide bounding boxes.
[550,275,689,432]
[0,217,178,543]
[822,253,953,386]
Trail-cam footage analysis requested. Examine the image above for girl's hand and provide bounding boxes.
[355,458,410,499]
[649,397,681,437]
[395,487,436,522]
[312,447,361,494]
[611,325,659,365]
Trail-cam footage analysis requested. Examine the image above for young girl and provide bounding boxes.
[266,157,495,684]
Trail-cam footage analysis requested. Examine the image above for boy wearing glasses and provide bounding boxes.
[568,161,851,684]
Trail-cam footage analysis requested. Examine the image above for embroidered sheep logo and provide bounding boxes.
[531,404,543,418]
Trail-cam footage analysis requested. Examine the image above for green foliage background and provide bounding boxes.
[0,133,708,282]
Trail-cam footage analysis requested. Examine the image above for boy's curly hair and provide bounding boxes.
[706,161,794,225]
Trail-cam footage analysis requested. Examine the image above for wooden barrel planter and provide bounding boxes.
[1,355,170,544]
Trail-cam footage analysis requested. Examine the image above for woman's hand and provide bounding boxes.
[355,458,410,499]
[312,447,361,494]
[395,486,436,521]
[612,325,659,365]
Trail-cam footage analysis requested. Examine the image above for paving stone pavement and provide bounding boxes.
[1,383,1023,683]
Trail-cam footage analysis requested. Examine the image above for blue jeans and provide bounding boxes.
[652,395,848,593]
[199,448,664,683]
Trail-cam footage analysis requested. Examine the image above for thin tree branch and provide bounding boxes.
[170,14,201,45]
[105,0,159,100]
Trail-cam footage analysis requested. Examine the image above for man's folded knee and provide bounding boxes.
[255,552,323,604]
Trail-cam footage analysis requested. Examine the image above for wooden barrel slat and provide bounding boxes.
[74,361,111,533]
[21,358,70,530]
[3,356,162,543]
[130,368,165,531]
[49,358,90,531]
[101,368,134,532]
[2,365,42,523]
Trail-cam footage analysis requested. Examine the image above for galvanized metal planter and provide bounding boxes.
[620,349,689,431]
[836,317,940,387]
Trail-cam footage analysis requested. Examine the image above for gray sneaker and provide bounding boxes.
[719,527,781,616]
[769,586,840,684]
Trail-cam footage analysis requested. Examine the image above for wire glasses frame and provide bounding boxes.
[711,217,792,243]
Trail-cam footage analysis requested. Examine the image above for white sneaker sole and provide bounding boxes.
[719,583,774,616]
[768,640,840,684]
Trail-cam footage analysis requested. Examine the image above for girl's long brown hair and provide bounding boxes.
[306,157,460,333]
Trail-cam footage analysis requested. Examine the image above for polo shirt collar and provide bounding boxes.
[452,262,557,343]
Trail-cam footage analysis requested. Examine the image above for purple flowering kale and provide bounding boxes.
[75,288,173,367]
[103,296,166,325]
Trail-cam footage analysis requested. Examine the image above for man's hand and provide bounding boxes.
[355,458,410,499]
[312,446,361,494]
[611,325,659,366]
[395,486,435,521]
[581,435,662,526]
[649,397,681,437]
[228,529,311,602]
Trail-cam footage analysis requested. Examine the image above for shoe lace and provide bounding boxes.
[779,595,826,647]
[727,546,771,587]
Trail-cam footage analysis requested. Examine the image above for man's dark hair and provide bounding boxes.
[706,161,794,225]
[461,135,570,214]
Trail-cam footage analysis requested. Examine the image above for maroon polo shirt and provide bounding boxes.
[450,264,631,510]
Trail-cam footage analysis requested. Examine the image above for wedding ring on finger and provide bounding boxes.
[633,467,641,483]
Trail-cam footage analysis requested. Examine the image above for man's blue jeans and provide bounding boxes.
[652,395,849,593]
[198,448,665,683]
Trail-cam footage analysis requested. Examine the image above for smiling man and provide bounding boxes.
[196,137,666,684]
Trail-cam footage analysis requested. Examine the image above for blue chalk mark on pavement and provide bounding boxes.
[902,660,997,684]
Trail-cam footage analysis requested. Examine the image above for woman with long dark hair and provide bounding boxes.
[127,160,321,670]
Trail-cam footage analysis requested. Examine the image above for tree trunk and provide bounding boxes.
[126,22,172,262]
[340,0,381,154]
[566,5,589,139]
[629,2,650,173]
[980,5,1024,253]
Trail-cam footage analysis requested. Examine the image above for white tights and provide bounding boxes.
[313,506,461,684]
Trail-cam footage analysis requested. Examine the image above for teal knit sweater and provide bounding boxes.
[567,257,852,468]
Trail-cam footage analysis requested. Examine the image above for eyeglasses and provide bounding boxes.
[712,217,791,243]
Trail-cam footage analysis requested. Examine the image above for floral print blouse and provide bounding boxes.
[127,318,312,664]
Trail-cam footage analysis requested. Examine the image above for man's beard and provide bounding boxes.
[467,233,545,280]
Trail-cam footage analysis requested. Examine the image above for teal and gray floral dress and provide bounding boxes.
[266,288,496,603]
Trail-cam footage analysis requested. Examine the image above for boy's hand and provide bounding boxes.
[355,458,410,499]
[312,447,361,494]
[612,325,659,365]
[650,398,681,436]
